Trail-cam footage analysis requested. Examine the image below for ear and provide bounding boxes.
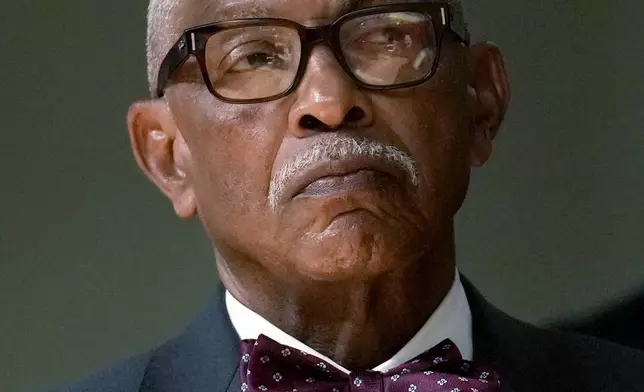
[127,100,197,219]
[468,42,511,167]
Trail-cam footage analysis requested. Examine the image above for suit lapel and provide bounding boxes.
[500,381,517,392]
[143,283,241,392]
[461,277,518,392]
[226,371,242,392]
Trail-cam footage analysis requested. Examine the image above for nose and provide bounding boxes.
[288,47,373,135]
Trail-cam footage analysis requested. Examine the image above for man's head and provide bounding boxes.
[128,0,509,288]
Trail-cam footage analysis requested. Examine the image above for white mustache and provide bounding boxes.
[268,135,419,209]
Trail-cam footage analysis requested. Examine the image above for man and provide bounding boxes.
[51,0,644,391]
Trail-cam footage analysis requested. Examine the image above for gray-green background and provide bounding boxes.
[1,1,643,391]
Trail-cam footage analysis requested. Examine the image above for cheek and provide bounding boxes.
[414,105,470,216]
[373,75,472,216]
[169,88,286,232]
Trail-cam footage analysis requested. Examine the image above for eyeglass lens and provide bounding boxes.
[204,11,437,100]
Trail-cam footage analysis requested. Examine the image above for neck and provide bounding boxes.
[217,229,456,370]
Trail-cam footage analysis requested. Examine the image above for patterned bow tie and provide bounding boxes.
[239,334,500,392]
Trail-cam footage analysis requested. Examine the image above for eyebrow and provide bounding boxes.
[339,0,363,14]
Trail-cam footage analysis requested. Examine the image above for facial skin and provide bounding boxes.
[128,0,510,369]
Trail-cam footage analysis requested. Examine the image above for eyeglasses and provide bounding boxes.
[156,2,470,103]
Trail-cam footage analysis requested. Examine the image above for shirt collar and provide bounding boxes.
[225,270,472,374]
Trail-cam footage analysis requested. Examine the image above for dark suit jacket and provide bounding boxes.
[50,279,644,392]
[558,289,644,351]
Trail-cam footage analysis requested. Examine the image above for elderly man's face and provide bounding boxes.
[129,0,509,284]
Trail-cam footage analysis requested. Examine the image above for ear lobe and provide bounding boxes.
[468,42,511,167]
[127,100,197,219]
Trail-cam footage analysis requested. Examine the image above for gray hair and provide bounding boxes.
[146,0,183,97]
[146,0,466,97]
[268,135,419,210]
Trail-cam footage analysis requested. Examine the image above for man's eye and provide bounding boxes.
[222,40,291,73]
[230,52,277,72]
[362,27,405,45]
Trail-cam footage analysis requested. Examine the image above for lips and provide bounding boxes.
[285,156,408,201]
[298,170,390,198]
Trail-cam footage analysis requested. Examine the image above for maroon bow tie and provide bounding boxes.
[239,334,500,392]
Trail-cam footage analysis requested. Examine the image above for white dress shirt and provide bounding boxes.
[225,270,473,374]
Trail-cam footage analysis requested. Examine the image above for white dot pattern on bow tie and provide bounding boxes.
[238,335,501,392]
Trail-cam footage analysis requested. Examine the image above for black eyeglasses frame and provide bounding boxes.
[155,2,470,103]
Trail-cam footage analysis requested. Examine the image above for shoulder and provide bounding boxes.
[466,281,644,392]
[499,315,644,390]
[44,352,152,392]
[557,289,644,350]
[45,289,237,392]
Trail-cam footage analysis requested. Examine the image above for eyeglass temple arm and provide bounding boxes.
[156,34,193,98]
[448,4,470,45]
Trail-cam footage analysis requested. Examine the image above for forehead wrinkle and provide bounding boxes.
[183,0,403,28]
[187,2,272,25]
[191,0,374,25]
